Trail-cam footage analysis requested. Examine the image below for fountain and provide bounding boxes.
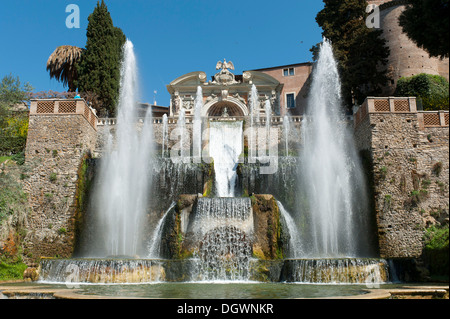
[209,121,243,197]
[173,108,189,162]
[86,40,154,257]
[283,114,290,155]
[36,39,390,294]
[248,84,259,161]
[297,39,373,258]
[190,197,253,281]
[193,86,203,162]
[161,114,168,157]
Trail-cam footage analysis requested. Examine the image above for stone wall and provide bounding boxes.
[22,100,97,262]
[354,98,449,258]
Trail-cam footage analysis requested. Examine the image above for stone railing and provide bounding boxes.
[354,97,449,129]
[418,111,449,128]
[30,99,98,130]
[97,115,305,126]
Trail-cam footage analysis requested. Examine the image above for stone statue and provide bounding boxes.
[172,92,181,115]
[216,59,234,71]
[222,107,229,117]
[212,59,238,85]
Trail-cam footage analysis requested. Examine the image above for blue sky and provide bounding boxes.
[0,0,324,106]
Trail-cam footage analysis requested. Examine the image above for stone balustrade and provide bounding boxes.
[354,97,449,129]
[97,115,305,126]
[30,99,98,131]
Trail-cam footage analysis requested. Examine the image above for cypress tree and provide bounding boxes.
[77,0,126,117]
[312,0,390,110]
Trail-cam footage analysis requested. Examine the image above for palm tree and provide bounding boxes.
[46,45,84,92]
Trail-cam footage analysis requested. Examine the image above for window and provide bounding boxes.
[286,93,295,108]
[283,68,295,77]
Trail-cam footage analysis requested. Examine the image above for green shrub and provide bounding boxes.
[0,171,28,226]
[0,136,27,156]
[11,152,25,165]
[0,261,27,281]
[49,172,57,182]
[423,225,449,277]
[395,73,449,111]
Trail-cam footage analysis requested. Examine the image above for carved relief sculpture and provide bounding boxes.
[212,59,239,85]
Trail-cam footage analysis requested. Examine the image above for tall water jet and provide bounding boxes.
[173,108,189,162]
[264,99,272,157]
[209,121,243,197]
[193,86,203,162]
[91,40,154,257]
[248,85,259,161]
[298,39,372,258]
[162,114,168,157]
[283,114,290,155]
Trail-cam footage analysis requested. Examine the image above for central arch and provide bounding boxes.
[202,97,249,117]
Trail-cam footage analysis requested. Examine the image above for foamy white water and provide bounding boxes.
[193,86,203,162]
[299,39,370,258]
[92,40,154,257]
[162,114,168,157]
[209,121,243,197]
[277,201,303,258]
[248,85,259,161]
[147,202,176,258]
[283,114,290,155]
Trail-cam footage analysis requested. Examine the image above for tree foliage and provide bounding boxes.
[0,74,32,155]
[0,74,33,107]
[76,0,126,117]
[312,0,390,110]
[395,73,449,110]
[399,0,449,59]
[46,46,84,92]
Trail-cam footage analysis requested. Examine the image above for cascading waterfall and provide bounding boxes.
[91,40,154,257]
[39,258,165,284]
[209,121,243,197]
[283,258,389,284]
[298,39,371,258]
[147,202,176,258]
[191,198,253,281]
[278,201,302,258]
[193,86,203,162]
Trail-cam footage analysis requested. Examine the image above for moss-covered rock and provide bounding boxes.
[160,195,198,259]
[251,194,286,260]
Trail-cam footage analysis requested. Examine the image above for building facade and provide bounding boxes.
[166,60,314,118]
[167,60,285,118]
[252,62,313,116]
